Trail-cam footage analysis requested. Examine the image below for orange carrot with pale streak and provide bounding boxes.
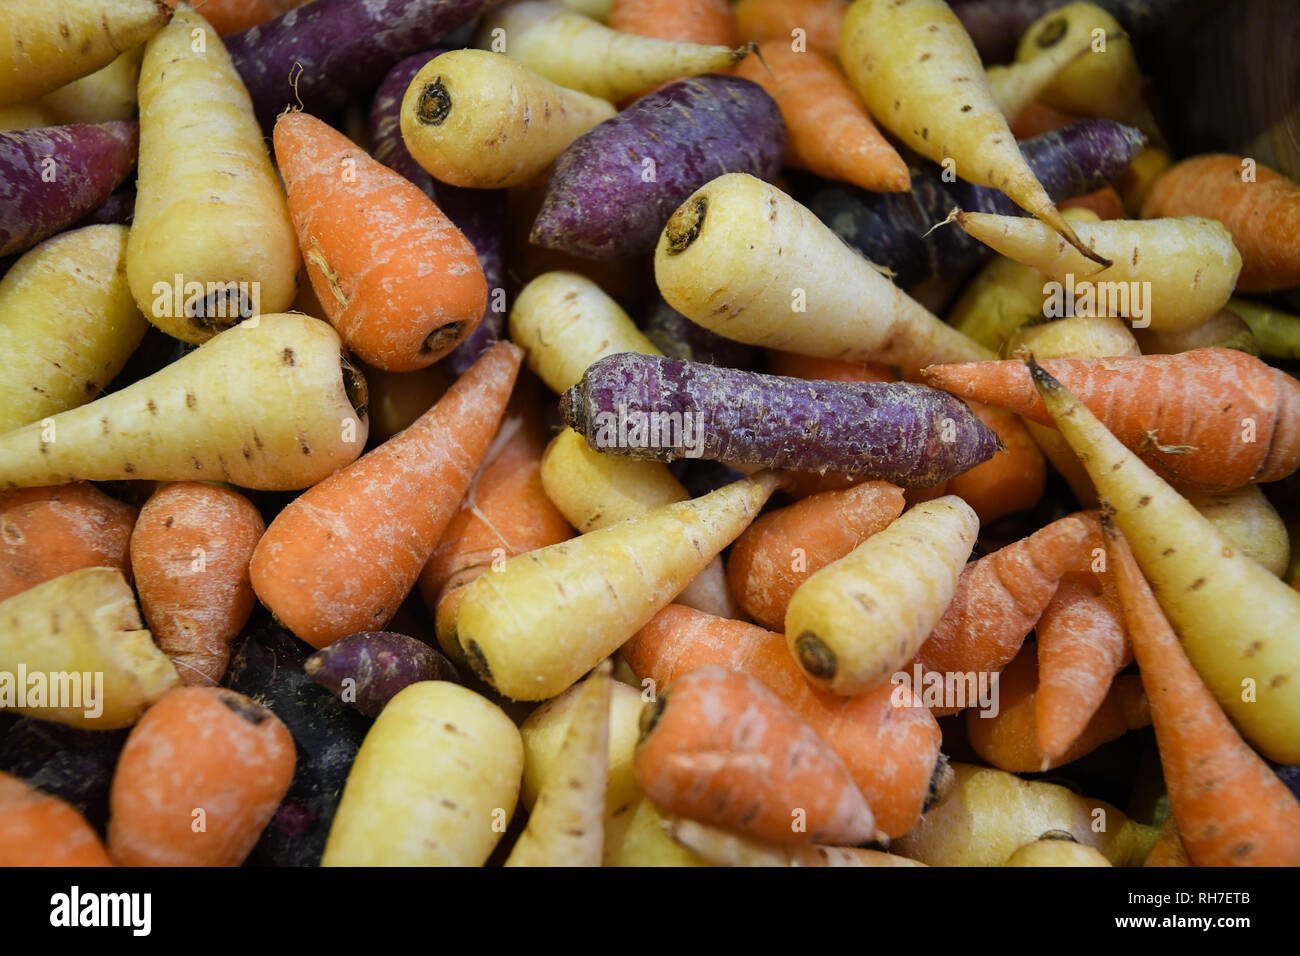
[418,382,574,661]
[733,43,908,193]
[923,349,1300,492]
[250,342,522,649]
[911,512,1093,716]
[1142,154,1300,293]
[945,401,1045,525]
[634,665,878,845]
[734,0,847,57]
[624,604,945,838]
[1060,185,1125,220]
[130,482,265,686]
[273,110,487,372]
[0,771,113,866]
[726,482,904,631]
[609,0,736,44]
[966,643,1148,773]
[1105,519,1300,866]
[1034,571,1129,761]
[0,483,136,601]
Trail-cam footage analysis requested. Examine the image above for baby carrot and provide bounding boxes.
[624,604,947,838]
[0,483,136,602]
[250,341,521,649]
[732,43,908,193]
[726,482,906,631]
[273,110,487,371]
[635,666,878,845]
[1105,520,1300,865]
[0,771,113,866]
[107,686,296,866]
[609,0,736,44]
[129,482,265,686]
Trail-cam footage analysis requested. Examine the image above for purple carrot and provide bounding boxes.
[808,119,1146,287]
[641,296,754,370]
[367,52,509,377]
[530,75,786,260]
[0,121,138,257]
[304,631,459,718]
[560,353,1000,487]
[227,0,490,129]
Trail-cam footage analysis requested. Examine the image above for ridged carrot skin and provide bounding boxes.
[250,341,522,649]
[924,349,1300,491]
[635,666,879,845]
[624,604,945,838]
[274,111,487,371]
[0,772,113,866]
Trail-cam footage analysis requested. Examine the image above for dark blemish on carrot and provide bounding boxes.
[664,196,707,256]
[220,693,270,724]
[1270,674,1289,688]
[1138,495,1151,506]
[147,399,157,415]
[638,691,668,740]
[1189,578,1206,590]
[794,632,836,679]
[124,463,134,474]
[191,456,202,469]
[1244,641,1262,657]
[282,347,296,366]
[961,104,971,112]
[186,392,197,409]
[421,321,465,355]
[416,77,451,126]
[163,516,174,528]
[1162,547,1175,556]
[1035,17,1068,47]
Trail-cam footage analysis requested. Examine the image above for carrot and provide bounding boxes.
[1009,100,1080,139]
[1134,308,1259,356]
[765,350,896,384]
[1225,297,1300,360]
[1034,571,1130,760]
[838,0,1107,267]
[417,385,575,663]
[1115,144,1171,216]
[623,604,947,838]
[454,471,782,700]
[666,817,925,866]
[130,482,265,686]
[732,43,908,193]
[1141,153,1300,293]
[726,482,905,631]
[1029,357,1300,763]
[1060,185,1125,219]
[984,27,1096,122]
[362,362,450,445]
[107,686,296,866]
[249,341,522,649]
[163,0,304,35]
[0,483,136,602]
[273,111,486,371]
[1104,518,1300,865]
[966,642,1148,773]
[608,0,736,45]
[1004,834,1112,866]
[925,349,1300,492]
[634,666,879,844]
[0,771,113,866]
[786,496,980,695]
[505,664,612,866]
[1186,485,1289,578]
[733,0,848,57]
[39,46,143,126]
[945,401,1047,524]
[1143,815,1190,867]
[911,512,1094,716]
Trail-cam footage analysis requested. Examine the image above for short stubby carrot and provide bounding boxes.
[250,342,521,649]
[0,771,113,866]
[726,481,905,631]
[624,604,946,838]
[923,349,1300,491]
[635,666,879,845]
[733,43,908,193]
[273,110,487,371]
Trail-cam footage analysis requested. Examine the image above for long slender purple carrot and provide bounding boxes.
[560,353,1000,487]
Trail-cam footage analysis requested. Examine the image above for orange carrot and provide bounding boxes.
[164,0,303,35]
[130,482,265,686]
[1061,185,1125,220]
[107,686,296,866]
[623,604,945,837]
[966,642,1148,773]
[1142,153,1300,292]
[733,43,908,193]
[273,111,487,372]
[0,483,136,601]
[1009,100,1079,139]
[911,512,1093,716]
[1034,571,1129,761]
[608,0,736,45]
[726,481,905,630]
[0,771,113,866]
[634,665,878,845]
[765,349,896,384]
[362,361,450,445]
[418,379,575,659]
[1104,518,1300,866]
[945,401,1046,525]
[1143,816,1190,867]
[250,341,522,649]
[923,349,1300,491]
[733,0,847,57]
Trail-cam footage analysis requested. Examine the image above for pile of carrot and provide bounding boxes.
[1,0,1298,873]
